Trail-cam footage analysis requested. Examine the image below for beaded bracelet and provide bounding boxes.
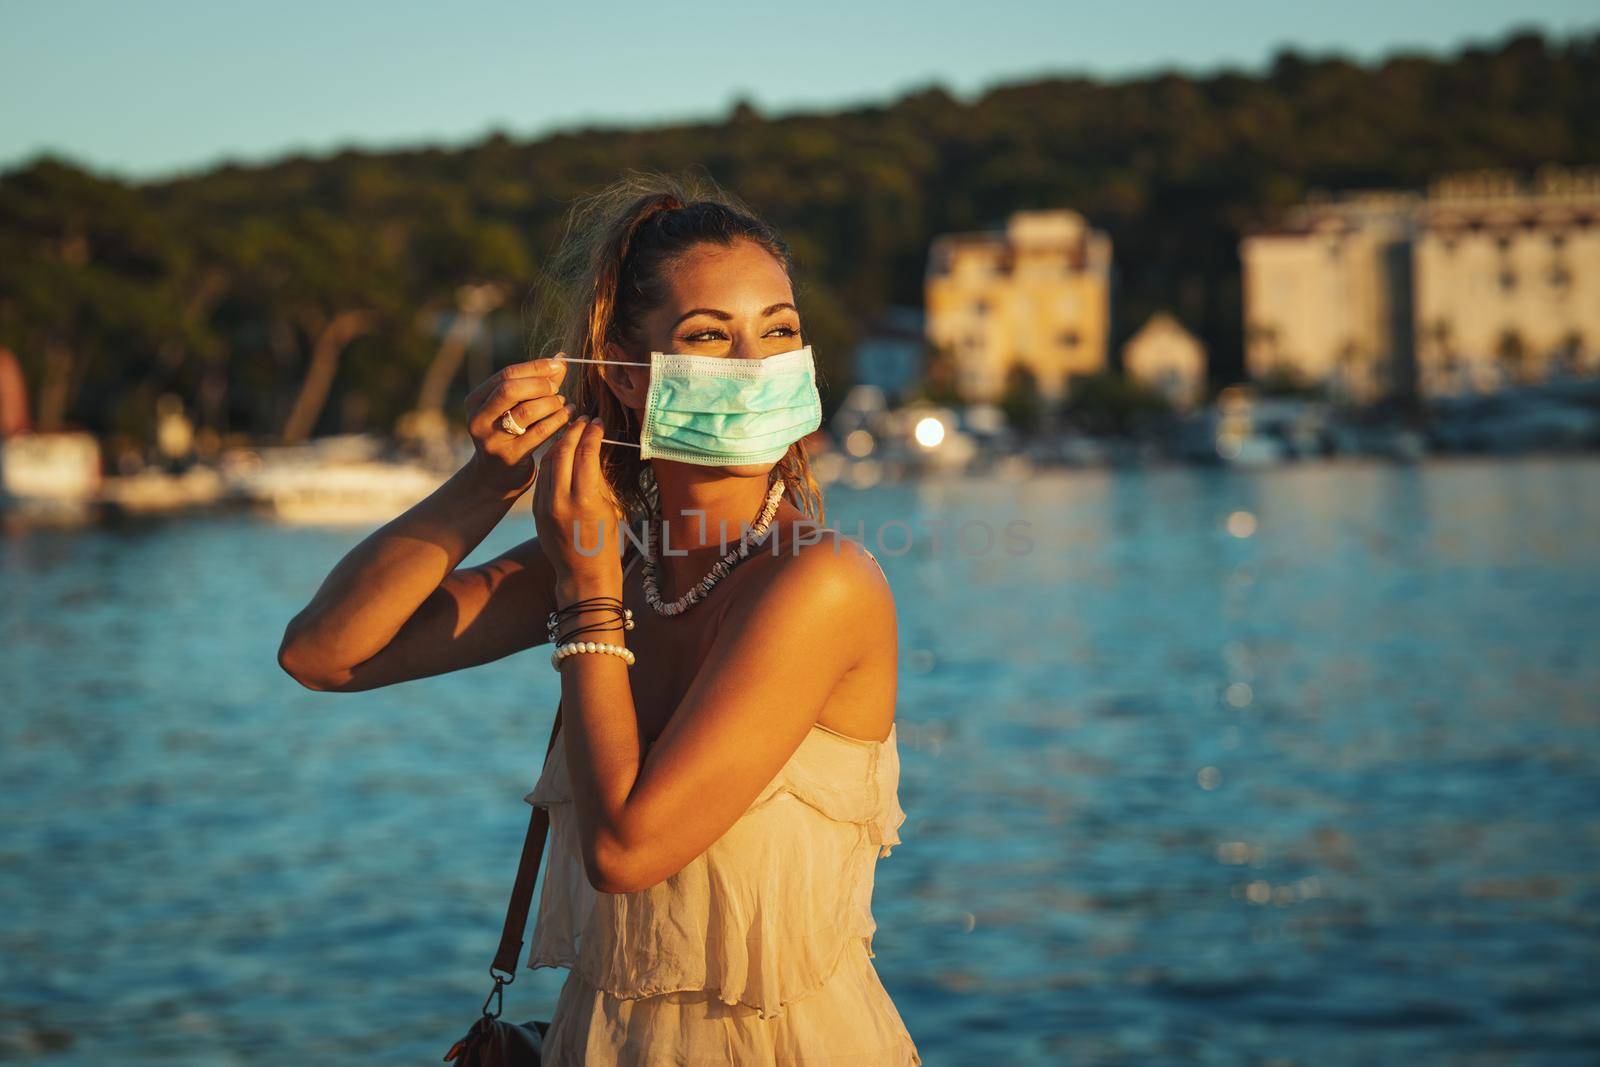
[550,640,636,670]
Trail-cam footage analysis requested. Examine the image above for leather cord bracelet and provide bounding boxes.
[547,596,634,646]
[554,616,627,645]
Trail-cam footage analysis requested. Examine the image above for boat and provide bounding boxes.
[224,434,453,525]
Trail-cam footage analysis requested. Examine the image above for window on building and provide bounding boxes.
[1554,333,1582,374]
[1498,270,1517,293]
[1496,330,1529,381]
[1058,330,1080,349]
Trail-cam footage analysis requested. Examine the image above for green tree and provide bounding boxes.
[1061,371,1173,436]
[912,342,965,407]
[2,28,1595,444]
[1000,360,1042,435]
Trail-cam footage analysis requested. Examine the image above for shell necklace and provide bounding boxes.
[641,478,786,617]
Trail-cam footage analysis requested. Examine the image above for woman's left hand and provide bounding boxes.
[533,415,625,596]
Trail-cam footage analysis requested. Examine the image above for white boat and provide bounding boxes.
[99,464,227,517]
[225,435,452,525]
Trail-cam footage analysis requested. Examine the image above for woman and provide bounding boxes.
[278,171,921,1065]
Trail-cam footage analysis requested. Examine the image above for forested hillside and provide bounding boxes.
[2,30,1595,446]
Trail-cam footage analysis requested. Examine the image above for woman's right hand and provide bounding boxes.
[463,354,576,500]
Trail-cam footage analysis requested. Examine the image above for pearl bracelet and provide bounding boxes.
[550,640,636,670]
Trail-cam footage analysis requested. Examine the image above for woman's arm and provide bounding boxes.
[277,465,557,691]
[574,539,893,893]
[278,357,575,691]
[535,417,895,894]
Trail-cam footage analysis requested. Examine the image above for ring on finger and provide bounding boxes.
[499,411,526,436]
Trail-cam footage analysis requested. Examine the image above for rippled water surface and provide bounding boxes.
[3,457,1598,1066]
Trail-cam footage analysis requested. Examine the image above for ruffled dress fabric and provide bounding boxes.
[522,721,921,1066]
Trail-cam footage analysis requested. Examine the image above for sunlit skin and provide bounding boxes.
[277,237,897,896]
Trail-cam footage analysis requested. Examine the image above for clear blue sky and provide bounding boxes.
[3,0,1595,181]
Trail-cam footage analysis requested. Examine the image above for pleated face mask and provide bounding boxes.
[558,346,822,466]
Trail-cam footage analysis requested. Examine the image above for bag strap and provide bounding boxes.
[491,698,565,978]
[490,544,643,980]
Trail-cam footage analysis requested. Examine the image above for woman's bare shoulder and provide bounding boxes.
[733,527,895,630]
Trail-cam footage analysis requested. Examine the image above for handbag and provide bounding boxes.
[443,702,567,1065]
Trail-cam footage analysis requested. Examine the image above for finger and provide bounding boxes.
[463,355,566,411]
[469,377,561,439]
[530,415,564,522]
[531,414,578,521]
[503,357,565,381]
[465,363,538,411]
[545,415,587,510]
[487,375,560,414]
[531,432,550,521]
[508,394,568,433]
[503,399,576,461]
[572,416,606,503]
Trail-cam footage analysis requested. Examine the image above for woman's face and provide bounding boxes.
[613,237,805,477]
[643,237,802,361]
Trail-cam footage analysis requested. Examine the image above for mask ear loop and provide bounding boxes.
[556,355,648,449]
[557,356,651,366]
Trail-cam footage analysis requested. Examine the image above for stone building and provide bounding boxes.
[1122,312,1207,412]
[924,210,1112,403]
[1240,167,1600,402]
[1241,193,1418,404]
[1413,169,1600,395]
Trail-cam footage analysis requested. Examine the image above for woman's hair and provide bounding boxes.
[528,168,825,529]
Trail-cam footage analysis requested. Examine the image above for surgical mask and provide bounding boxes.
[556,346,822,466]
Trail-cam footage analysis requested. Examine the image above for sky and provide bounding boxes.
[2,0,1595,182]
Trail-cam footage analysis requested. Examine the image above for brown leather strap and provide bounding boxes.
[492,699,565,977]
[490,545,641,977]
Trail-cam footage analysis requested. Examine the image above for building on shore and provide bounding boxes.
[1241,192,1419,404]
[924,210,1111,404]
[1413,169,1600,396]
[1121,312,1207,412]
[1240,167,1600,403]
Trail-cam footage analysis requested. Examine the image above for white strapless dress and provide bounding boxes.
[522,718,921,1066]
